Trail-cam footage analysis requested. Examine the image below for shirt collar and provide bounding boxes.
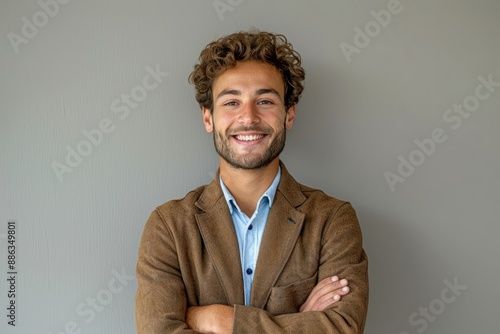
[219,167,281,215]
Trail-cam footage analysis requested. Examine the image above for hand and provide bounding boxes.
[299,276,350,312]
[186,304,234,334]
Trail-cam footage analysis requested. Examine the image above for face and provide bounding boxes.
[202,61,296,170]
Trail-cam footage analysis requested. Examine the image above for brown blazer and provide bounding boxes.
[135,162,368,333]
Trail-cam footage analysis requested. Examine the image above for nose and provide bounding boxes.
[237,102,260,125]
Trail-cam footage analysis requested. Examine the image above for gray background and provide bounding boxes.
[1,0,499,333]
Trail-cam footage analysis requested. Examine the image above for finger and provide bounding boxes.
[301,277,349,312]
[310,286,350,312]
[303,283,351,312]
[311,278,349,303]
[320,285,350,300]
[319,285,350,305]
[305,277,347,306]
[315,291,344,311]
[300,276,338,312]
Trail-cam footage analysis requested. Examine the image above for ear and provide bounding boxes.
[202,107,214,132]
[285,104,296,130]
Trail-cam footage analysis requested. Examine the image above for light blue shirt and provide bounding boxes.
[219,167,281,306]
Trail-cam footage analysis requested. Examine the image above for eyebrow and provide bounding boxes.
[256,88,281,98]
[216,89,241,100]
[215,88,282,101]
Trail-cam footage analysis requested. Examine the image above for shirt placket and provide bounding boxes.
[243,217,254,305]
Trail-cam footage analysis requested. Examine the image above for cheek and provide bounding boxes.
[215,114,237,130]
[212,119,230,136]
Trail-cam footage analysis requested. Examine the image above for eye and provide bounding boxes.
[223,101,238,106]
[257,100,273,105]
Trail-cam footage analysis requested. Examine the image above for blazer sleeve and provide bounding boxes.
[232,202,369,333]
[135,209,199,334]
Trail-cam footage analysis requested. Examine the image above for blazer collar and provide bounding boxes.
[195,161,307,212]
[275,161,307,208]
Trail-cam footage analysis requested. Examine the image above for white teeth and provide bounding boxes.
[235,134,264,141]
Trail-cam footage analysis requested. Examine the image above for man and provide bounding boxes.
[136,30,368,333]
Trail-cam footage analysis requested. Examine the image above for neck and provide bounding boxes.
[220,158,280,217]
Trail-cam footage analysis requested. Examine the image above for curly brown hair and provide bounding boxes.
[188,30,305,112]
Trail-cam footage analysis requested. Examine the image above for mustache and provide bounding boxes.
[227,125,273,136]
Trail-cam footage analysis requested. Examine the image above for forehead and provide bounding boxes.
[212,61,285,95]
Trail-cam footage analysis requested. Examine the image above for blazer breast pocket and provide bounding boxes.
[265,272,318,315]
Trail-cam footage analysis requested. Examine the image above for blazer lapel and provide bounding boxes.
[195,174,245,306]
[251,163,307,308]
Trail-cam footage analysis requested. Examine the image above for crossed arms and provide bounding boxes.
[186,275,351,333]
[135,196,368,333]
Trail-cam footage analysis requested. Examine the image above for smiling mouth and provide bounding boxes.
[234,134,266,141]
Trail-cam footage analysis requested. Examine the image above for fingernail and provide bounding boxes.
[331,276,339,282]
[334,294,340,301]
[342,286,349,292]
[340,279,348,286]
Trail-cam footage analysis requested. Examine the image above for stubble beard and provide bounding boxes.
[212,122,287,170]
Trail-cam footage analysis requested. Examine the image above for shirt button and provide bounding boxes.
[246,268,253,275]
[248,224,253,230]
